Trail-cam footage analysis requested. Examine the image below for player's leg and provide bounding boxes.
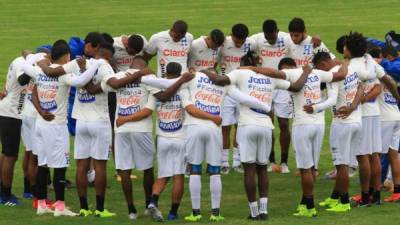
[369,116,382,204]
[232,124,243,173]
[243,163,258,219]
[169,175,184,220]
[221,125,231,174]
[22,151,32,198]
[383,121,400,202]
[277,117,291,173]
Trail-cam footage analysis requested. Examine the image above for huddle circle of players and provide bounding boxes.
[1,17,400,221]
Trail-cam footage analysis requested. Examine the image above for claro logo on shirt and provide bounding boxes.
[194,59,216,67]
[162,49,188,57]
[260,48,286,58]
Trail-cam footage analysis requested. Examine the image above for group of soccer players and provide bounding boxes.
[1,17,400,222]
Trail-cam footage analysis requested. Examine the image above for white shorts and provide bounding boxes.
[221,96,239,126]
[35,122,70,168]
[359,116,382,155]
[272,90,292,119]
[237,125,272,165]
[330,122,361,166]
[381,121,400,154]
[156,136,185,178]
[21,116,36,152]
[115,132,154,170]
[74,120,112,160]
[292,124,324,169]
[185,125,222,166]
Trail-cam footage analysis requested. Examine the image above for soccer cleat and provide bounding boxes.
[79,209,93,217]
[259,213,268,220]
[280,163,290,174]
[94,209,116,218]
[326,203,351,212]
[247,214,259,220]
[167,213,179,220]
[149,204,164,222]
[144,208,151,216]
[37,205,54,215]
[351,194,362,202]
[269,163,281,173]
[324,169,337,180]
[128,212,138,220]
[233,165,244,173]
[295,204,306,212]
[383,179,394,192]
[54,208,78,217]
[384,193,400,202]
[293,206,317,217]
[319,197,339,208]
[1,195,22,206]
[184,214,202,222]
[209,214,225,222]
[23,192,33,199]
[130,174,138,179]
[348,167,357,178]
[221,166,230,175]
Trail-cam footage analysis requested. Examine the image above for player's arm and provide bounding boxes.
[116,108,153,127]
[304,83,338,114]
[37,57,86,77]
[201,69,231,86]
[185,105,222,126]
[64,60,104,88]
[107,68,153,89]
[153,72,194,102]
[32,85,54,121]
[84,83,103,94]
[287,65,312,92]
[331,63,349,82]
[337,83,364,119]
[361,83,381,103]
[240,66,287,80]
[379,75,400,101]
[227,87,270,113]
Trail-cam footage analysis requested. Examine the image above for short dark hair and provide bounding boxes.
[345,32,367,58]
[172,20,188,35]
[166,62,182,76]
[232,23,249,40]
[263,19,278,34]
[288,17,305,33]
[128,35,145,53]
[132,55,148,66]
[51,40,70,61]
[240,51,257,66]
[312,51,332,65]
[99,42,115,55]
[84,32,105,47]
[278,57,296,70]
[102,32,114,44]
[336,35,347,54]
[210,29,225,46]
[382,45,399,58]
[368,47,382,58]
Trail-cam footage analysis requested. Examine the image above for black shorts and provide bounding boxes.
[0,116,22,157]
[108,92,117,129]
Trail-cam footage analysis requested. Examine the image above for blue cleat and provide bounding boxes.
[23,192,33,199]
[0,195,22,206]
[168,213,179,220]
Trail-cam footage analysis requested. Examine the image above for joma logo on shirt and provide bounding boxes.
[248,76,271,84]
[343,72,358,86]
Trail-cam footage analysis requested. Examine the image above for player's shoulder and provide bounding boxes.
[249,32,263,41]
[113,36,124,48]
[191,37,206,47]
[150,30,169,41]
[185,32,194,40]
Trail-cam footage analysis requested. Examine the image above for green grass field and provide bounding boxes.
[1,0,400,224]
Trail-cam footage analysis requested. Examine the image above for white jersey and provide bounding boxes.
[283,68,333,125]
[288,35,334,67]
[188,36,220,71]
[227,69,290,128]
[63,60,112,122]
[101,69,158,133]
[0,57,30,119]
[378,81,400,122]
[112,34,148,72]
[22,80,38,118]
[219,36,255,74]
[145,30,193,77]
[250,31,291,68]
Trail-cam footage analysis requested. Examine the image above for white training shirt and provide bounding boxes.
[219,36,256,75]
[378,81,400,122]
[21,80,38,118]
[188,36,220,72]
[112,34,148,72]
[145,30,193,77]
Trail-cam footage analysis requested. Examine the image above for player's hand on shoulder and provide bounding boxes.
[311,35,321,48]
[37,58,51,68]
[76,56,87,71]
[180,72,195,83]
[302,64,312,75]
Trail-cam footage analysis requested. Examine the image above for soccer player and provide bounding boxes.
[188,29,225,72]
[25,40,104,216]
[219,23,255,174]
[112,33,148,72]
[143,20,193,77]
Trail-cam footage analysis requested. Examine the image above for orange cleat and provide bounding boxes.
[351,194,362,202]
[384,193,400,202]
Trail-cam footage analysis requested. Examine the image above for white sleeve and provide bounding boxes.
[62,61,102,87]
[374,61,386,79]
[178,88,193,108]
[141,75,176,89]
[313,82,338,113]
[227,86,271,113]
[226,70,239,85]
[274,78,291,90]
[318,70,334,83]
[62,60,80,74]
[144,34,158,55]
[22,63,41,79]
[282,69,300,82]
[144,94,156,111]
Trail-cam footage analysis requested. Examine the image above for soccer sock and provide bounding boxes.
[37,166,49,200]
[128,204,137,214]
[281,152,288,164]
[31,184,37,198]
[210,175,222,213]
[53,168,66,201]
[169,203,180,215]
[304,196,314,209]
[233,148,241,167]
[361,191,370,204]
[96,195,105,211]
[300,196,306,205]
[249,201,259,217]
[23,177,31,193]
[79,196,89,210]
[0,183,11,198]
[372,190,380,202]
[189,175,201,211]
[259,197,268,214]
[150,194,159,207]
[330,189,340,199]
[394,184,400,193]
[222,149,229,167]
[368,187,374,196]
[269,150,276,163]
[340,193,350,204]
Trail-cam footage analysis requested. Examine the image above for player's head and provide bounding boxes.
[170,20,188,42]
[130,55,148,69]
[51,40,71,64]
[231,23,249,48]
[343,32,367,59]
[207,29,225,50]
[368,45,382,59]
[288,17,306,45]
[278,57,297,69]
[336,35,347,55]
[312,51,335,71]
[263,19,279,44]
[382,45,399,60]
[240,51,257,66]
[127,35,145,56]
[84,32,106,57]
[97,42,115,62]
[166,62,182,78]
[102,32,114,45]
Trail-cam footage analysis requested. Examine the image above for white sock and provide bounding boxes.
[233,147,241,167]
[210,175,222,209]
[189,175,202,210]
[249,201,259,217]
[259,197,268,214]
[222,149,230,167]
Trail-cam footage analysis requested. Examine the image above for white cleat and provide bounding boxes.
[37,206,54,215]
[233,166,244,173]
[149,204,164,222]
[128,212,138,220]
[280,163,290,174]
[144,208,151,216]
[221,166,230,175]
[54,208,78,217]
